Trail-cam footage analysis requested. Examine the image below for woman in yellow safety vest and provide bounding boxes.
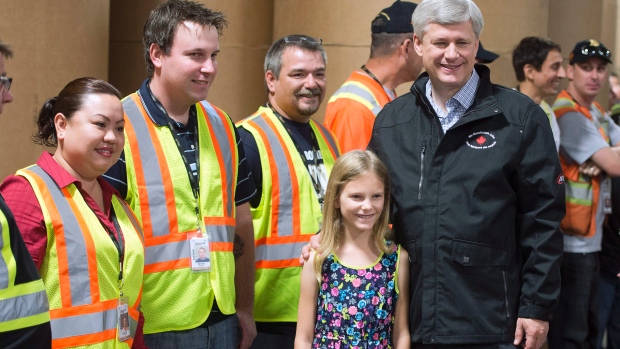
[0,77,146,349]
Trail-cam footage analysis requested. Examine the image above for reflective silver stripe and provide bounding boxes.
[199,101,235,216]
[0,217,7,289]
[114,198,144,240]
[333,82,383,115]
[50,307,117,339]
[313,122,340,158]
[0,288,48,322]
[27,165,92,306]
[144,225,233,265]
[255,241,309,261]
[252,117,294,237]
[123,96,171,237]
[565,181,593,203]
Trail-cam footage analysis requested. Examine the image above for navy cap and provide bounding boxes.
[371,1,417,34]
[569,39,612,64]
[476,42,499,64]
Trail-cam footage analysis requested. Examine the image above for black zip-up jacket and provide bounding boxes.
[368,65,565,346]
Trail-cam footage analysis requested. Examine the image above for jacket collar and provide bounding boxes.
[411,64,501,124]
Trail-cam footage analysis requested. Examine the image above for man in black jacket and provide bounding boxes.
[367,0,565,348]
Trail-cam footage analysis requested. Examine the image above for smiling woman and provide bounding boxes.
[0,77,147,348]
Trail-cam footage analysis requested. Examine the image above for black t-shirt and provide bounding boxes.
[239,108,328,209]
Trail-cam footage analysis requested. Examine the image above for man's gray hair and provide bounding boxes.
[264,35,327,79]
[412,0,484,40]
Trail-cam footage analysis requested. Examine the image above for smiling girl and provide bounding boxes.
[294,150,410,349]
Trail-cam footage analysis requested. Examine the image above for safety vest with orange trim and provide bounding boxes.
[324,71,393,153]
[238,106,340,322]
[554,90,610,238]
[0,199,50,334]
[122,93,238,333]
[17,164,144,349]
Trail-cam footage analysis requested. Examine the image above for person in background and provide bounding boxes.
[323,0,422,154]
[0,39,51,349]
[475,41,499,64]
[512,36,565,151]
[548,39,620,349]
[103,0,257,347]
[609,72,620,123]
[238,34,339,349]
[1,77,146,348]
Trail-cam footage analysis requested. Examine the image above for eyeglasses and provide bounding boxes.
[0,77,12,93]
[283,35,322,46]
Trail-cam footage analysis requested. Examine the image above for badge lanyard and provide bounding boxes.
[267,104,325,205]
[164,109,207,236]
[361,65,383,87]
[97,204,131,342]
[146,81,204,235]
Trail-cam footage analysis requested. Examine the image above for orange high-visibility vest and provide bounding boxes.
[554,90,610,237]
[238,106,339,322]
[122,93,238,333]
[18,164,144,349]
[325,71,393,153]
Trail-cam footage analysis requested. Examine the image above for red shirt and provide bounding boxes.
[0,152,147,348]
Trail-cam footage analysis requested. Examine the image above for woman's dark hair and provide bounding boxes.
[33,77,121,147]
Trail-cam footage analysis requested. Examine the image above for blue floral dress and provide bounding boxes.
[312,244,401,349]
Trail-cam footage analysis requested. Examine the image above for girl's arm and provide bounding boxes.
[393,247,411,349]
[294,251,320,349]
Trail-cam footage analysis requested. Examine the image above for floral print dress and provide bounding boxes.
[312,244,401,349]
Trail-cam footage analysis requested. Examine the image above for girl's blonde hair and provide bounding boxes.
[313,150,393,280]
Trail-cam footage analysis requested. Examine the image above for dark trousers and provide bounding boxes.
[548,252,600,349]
[598,275,620,349]
[249,331,295,349]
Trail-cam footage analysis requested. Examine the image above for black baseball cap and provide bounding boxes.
[476,42,499,64]
[569,39,612,65]
[371,1,417,34]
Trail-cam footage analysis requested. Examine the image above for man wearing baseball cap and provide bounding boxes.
[475,41,499,64]
[548,39,620,349]
[324,0,423,153]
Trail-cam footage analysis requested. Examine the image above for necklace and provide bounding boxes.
[361,65,383,87]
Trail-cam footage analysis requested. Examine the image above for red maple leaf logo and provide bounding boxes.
[476,135,486,145]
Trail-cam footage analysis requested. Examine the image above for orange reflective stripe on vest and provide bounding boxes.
[242,108,339,268]
[122,96,236,275]
[19,164,142,348]
[554,90,609,237]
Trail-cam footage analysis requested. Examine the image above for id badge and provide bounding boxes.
[188,233,211,272]
[603,177,612,214]
[117,296,131,342]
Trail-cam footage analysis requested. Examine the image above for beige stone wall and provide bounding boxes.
[0,1,110,180]
[109,0,273,122]
[0,0,618,181]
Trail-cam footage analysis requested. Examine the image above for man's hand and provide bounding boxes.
[298,233,321,265]
[236,309,256,349]
[579,161,601,177]
[513,318,549,349]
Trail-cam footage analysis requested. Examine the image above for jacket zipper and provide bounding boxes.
[418,144,426,200]
[502,270,510,318]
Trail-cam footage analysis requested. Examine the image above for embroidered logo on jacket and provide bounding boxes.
[557,173,565,184]
[466,131,496,149]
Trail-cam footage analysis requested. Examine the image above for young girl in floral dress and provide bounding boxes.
[295,150,410,349]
